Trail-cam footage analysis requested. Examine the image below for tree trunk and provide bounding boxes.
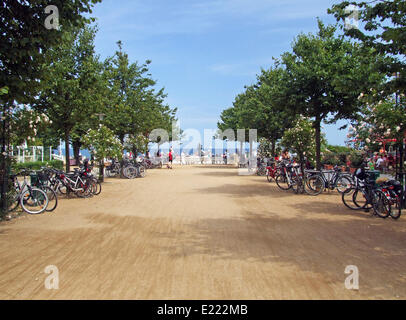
[315,117,321,171]
[132,147,138,160]
[99,159,104,182]
[65,129,70,173]
[73,139,81,167]
[119,134,125,145]
[299,155,305,177]
[271,139,276,158]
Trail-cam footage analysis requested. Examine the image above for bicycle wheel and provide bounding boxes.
[342,188,363,210]
[137,166,146,178]
[124,166,137,179]
[43,186,58,212]
[92,179,102,195]
[305,175,324,196]
[292,176,304,194]
[75,180,92,198]
[389,199,402,220]
[372,190,391,219]
[266,171,273,183]
[336,175,353,194]
[275,174,291,190]
[20,188,48,214]
[58,182,67,195]
[353,188,373,210]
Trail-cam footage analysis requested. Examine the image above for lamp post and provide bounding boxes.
[179,141,183,166]
[94,113,106,182]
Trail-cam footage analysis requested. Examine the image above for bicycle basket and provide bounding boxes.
[30,172,48,187]
[29,172,40,186]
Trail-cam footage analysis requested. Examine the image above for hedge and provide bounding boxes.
[12,160,64,172]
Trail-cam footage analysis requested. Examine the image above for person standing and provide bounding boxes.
[376,155,385,173]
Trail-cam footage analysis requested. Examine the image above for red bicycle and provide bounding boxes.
[266,162,279,182]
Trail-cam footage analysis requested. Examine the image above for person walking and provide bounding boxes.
[167,147,174,169]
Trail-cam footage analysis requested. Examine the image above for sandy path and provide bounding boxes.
[0,166,405,300]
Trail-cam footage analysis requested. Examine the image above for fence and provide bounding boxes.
[11,146,58,163]
[168,154,240,165]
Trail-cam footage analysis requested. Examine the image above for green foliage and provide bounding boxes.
[0,0,101,106]
[12,160,64,172]
[82,125,123,162]
[103,41,177,144]
[258,138,273,158]
[124,134,149,155]
[281,117,321,164]
[35,25,105,171]
[349,150,365,168]
[347,95,406,151]
[279,20,385,169]
[8,108,51,146]
[329,0,406,95]
[218,66,296,154]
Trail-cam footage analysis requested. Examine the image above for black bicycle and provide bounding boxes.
[305,166,353,196]
[342,171,390,218]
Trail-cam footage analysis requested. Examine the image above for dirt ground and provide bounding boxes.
[0,165,405,300]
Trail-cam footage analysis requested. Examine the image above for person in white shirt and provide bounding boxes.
[375,156,385,172]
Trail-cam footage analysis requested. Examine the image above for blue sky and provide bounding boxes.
[91,0,349,146]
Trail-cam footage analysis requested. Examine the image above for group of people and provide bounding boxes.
[155,148,174,169]
[366,153,396,173]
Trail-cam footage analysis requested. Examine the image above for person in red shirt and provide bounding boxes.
[167,147,173,169]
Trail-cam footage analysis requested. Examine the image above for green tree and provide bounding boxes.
[280,20,385,169]
[82,125,123,180]
[1,0,101,213]
[281,117,327,170]
[329,0,406,95]
[103,41,177,154]
[36,25,105,172]
[347,94,406,152]
[218,67,296,157]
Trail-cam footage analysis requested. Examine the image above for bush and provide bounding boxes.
[12,160,64,172]
[350,151,364,168]
[322,152,342,166]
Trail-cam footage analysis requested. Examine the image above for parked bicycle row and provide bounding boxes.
[7,163,101,215]
[256,159,404,220]
[105,158,155,178]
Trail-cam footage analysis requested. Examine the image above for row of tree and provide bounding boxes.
[218,0,405,170]
[0,0,177,213]
[3,16,177,174]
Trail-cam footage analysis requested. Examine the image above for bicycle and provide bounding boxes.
[342,171,390,218]
[305,166,353,196]
[275,161,297,191]
[266,162,279,183]
[8,172,49,215]
[30,170,58,212]
[379,179,403,220]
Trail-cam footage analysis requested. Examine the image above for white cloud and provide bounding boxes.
[94,0,333,38]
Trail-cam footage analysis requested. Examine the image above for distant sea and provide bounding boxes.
[56,144,254,159]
